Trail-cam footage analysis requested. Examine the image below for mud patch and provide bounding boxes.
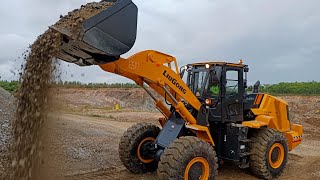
[288,153,303,161]
[305,117,320,127]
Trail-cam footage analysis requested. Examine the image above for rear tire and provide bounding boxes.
[119,122,160,173]
[157,136,218,180]
[249,128,288,179]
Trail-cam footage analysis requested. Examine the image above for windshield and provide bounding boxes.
[204,72,220,98]
[186,65,222,98]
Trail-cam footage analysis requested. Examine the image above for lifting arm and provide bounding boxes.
[99,50,202,124]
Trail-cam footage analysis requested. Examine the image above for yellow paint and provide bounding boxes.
[268,143,285,169]
[242,94,303,151]
[115,103,120,110]
[184,157,210,180]
[155,99,170,119]
[284,124,303,150]
[137,137,156,163]
[185,124,214,145]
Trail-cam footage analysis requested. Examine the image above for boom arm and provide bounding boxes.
[99,50,201,124]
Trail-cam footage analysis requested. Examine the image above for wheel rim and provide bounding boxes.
[184,157,210,180]
[268,143,285,169]
[137,137,155,163]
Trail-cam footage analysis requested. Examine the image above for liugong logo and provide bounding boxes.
[163,70,187,94]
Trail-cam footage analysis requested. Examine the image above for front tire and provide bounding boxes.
[119,122,160,173]
[249,128,288,179]
[157,136,218,180]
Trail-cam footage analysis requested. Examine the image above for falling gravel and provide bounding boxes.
[9,2,113,179]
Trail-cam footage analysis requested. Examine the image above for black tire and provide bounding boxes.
[249,128,288,179]
[119,122,160,173]
[157,136,218,180]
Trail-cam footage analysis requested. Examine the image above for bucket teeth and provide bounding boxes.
[52,0,137,66]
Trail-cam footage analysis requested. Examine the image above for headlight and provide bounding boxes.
[205,98,213,106]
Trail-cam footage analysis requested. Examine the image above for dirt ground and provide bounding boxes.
[38,88,320,179]
[1,88,320,179]
[42,111,319,180]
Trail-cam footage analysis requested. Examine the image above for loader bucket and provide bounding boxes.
[52,0,138,66]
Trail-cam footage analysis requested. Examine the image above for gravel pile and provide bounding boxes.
[0,87,14,179]
[54,1,113,39]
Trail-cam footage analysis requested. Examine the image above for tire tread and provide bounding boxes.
[158,136,218,180]
[249,128,288,179]
[119,122,160,173]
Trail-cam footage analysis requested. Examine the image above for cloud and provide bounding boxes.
[1,0,319,84]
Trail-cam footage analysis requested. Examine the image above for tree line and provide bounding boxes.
[1,80,319,95]
[246,81,320,95]
[0,80,140,93]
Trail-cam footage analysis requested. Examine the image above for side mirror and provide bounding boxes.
[244,79,247,89]
[253,80,260,93]
[244,67,249,72]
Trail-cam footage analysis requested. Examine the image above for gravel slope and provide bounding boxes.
[0,87,14,179]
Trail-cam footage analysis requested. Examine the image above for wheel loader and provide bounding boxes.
[52,0,303,179]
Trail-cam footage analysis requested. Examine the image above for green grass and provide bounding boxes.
[0,80,19,93]
[248,81,320,95]
[1,80,319,95]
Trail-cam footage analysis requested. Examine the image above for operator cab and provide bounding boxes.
[183,61,252,167]
[184,61,249,123]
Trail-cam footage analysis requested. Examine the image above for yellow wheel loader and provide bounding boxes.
[53,0,303,179]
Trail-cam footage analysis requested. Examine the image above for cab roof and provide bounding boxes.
[190,61,247,68]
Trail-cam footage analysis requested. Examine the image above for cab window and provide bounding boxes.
[187,68,208,97]
[226,70,239,97]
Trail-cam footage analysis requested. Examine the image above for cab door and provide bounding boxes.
[221,67,244,122]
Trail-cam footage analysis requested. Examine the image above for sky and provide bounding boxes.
[0,0,319,85]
